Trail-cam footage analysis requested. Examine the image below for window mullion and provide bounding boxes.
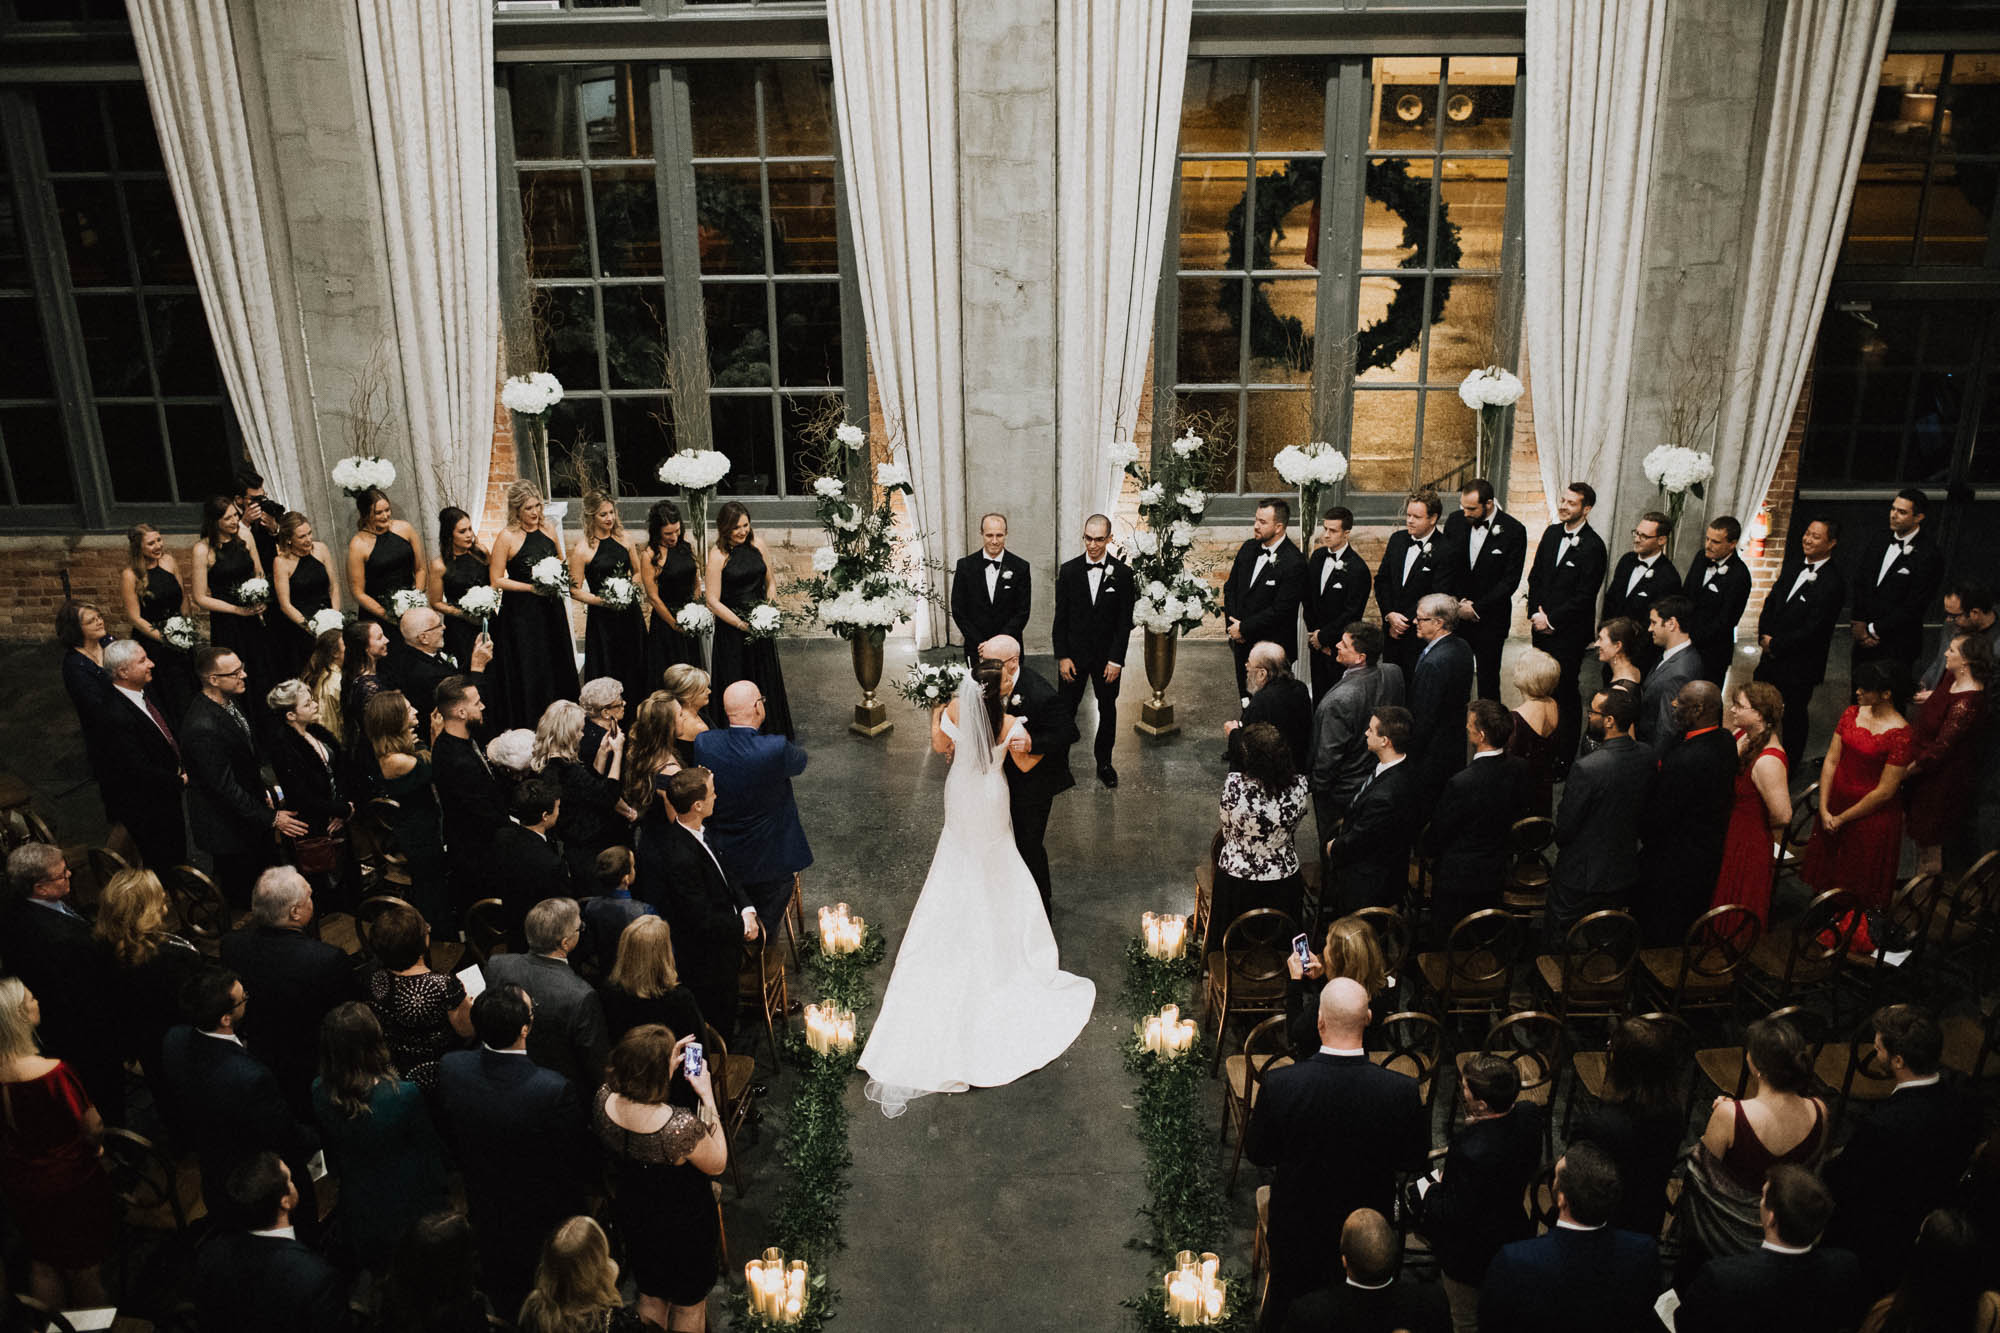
[656,65,708,452]
[1317,58,1367,498]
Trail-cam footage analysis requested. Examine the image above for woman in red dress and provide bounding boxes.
[0,977,117,1309]
[1903,633,1993,874]
[1711,681,1792,926]
[1800,660,1913,910]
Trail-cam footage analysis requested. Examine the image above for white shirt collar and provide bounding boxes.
[1894,1073,1942,1093]
[1637,553,1658,567]
[1324,542,1349,557]
[1562,520,1585,537]
[200,1029,243,1048]
[1319,1045,1366,1057]
[1260,538,1284,555]
[249,1225,298,1241]
[114,682,151,709]
[1761,1239,1813,1255]
[1556,1218,1604,1232]
[1345,1273,1394,1291]
[482,1044,529,1056]
[1805,556,1828,571]
[1372,754,1406,774]
[1471,748,1504,760]
[1661,639,1691,662]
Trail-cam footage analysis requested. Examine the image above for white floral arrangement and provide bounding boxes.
[1129,529,1159,556]
[893,659,970,709]
[656,449,733,492]
[1176,488,1209,515]
[1642,444,1715,495]
[835,423,868,451]
[307,608,345,638]
[530,555,570,596]
[1136,482,1164,506]
[331,455,396,496]
[500,371,564,417]
[1456,365,1524,411]
[1107,439,1142,469]
[828,503,864,533]
[161,615,196,650]
[1272,441,1351,488]
[456,585,501,619]
[1167,519,1197,549]
[676,603,714,634]
[743,601,784,641]
[1170,431,1204,457]
[813,477,845,499]
[387,588,429,620]
[819,585,917,632]
[811,545,839,574]
[234,577,271,608]
[875,461,911,492]
[598,575,641,611]
[1133,572,1216,636]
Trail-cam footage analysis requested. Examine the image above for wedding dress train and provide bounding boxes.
[860,677,1096,1117]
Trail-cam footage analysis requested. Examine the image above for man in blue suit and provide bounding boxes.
[692,680,813,925]
[1479,1143,1661,1333]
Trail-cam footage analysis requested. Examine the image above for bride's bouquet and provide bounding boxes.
[742,601,783,641]
[597,575,641,611]
[388,588,429,620]
[307,608,346,638]
[233,577,271,609]
[676,603,714,634]
[161,615,196,650]
[530,556,571,597]
[893,660,970,709]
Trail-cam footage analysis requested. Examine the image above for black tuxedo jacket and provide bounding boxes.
[1526,523,1610,651]
[1003,665,1077,804]
[1550,735,1654,923]
[1304,545,1373,643]
[1236,674,1314,771]
[1600,552,1683,630]
[159,1024,320,1209]
[388,646,481,722]
[434,1047,595,1263]
[182,693,274,856]
[1685,552,1753,659]
[194,1230,349,1333]
[1848,527,1946,664]
[93,688,186,852]
[1676,1244,1866,1333]
[1441,509,1528,634]
[218,925,357,1119]
[1407,634,1475,791]
[1223,536,1307,647]
[1375,529,1456,624]
[1756,556,1847,689]
[1051,554,1136,668]
[432,731,506,856]
[1421,1104,1544,1282]
[489,823,572,943]
[1333,759,1422,908]
[1637,726,1738,944]
[1280,1275,1449,1333]
[1479,1226,1661,1333]
[951,549,1032,651]
[1823,1080,1983,1282]
[639,816,753,994]
[1424,752,1528,910]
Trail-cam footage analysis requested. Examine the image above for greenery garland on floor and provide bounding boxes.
[731,927,887,1332]
[1119,940,1256,1331]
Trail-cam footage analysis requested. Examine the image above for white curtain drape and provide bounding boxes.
[1709,0,1894,517]
[1053,0,1191,543]
[354,0,497,531]
[126,0,319,517]
[829,0,964,648]
[1523,0,1669,526]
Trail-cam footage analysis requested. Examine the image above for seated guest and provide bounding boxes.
[1676,1165,1865,1333]
[1229,641,1313,770]
[1327,706,1421,913]
[1571,1014,1686,1239]
[1422,700,1527,940]
[1415,1053,1544,1329]
[1548,686,1653,934]
[221,865,356,1119]
[600,915,705,1049]
[517,1216,647,1333]
[1479,1144,1661,1333]
[2,846,117,1116]
[192,1152,348,1333]
[1307,621,1404,845]
[1635,681,1738,945]
[1211,721,1311,942]
[491,777,572,948]
[377,1211,495,1333]
[533,698,632,887]
[1283,914,1389,1057]
[363,900,472,1090]
[483,897,612,1090]
[93,867,203,1098]
[1281,1207,1447,1333]
[1859,1208,2000,1333]
[580,845,656,976]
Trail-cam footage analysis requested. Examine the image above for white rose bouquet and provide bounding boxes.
[597,575,641,611]
[893,659,970,709]
[1132,571,1216,636]
[676,603,715,634]
[234,577,272,608]
[161,615,197,650]
[1273,441,1351,533]
[656,449,732,548]
[530,555,570,597]
[875,461,911,493]
[456,586,501,619]
[743,601,784,641]
[1457,365,1524,473]
[387,588,429,620]
[500,371,565,417]
[330,455,396,497]
[307,608,345,638]
[1642,443,1715,543]
[1106,439,1142,470]
[813,477,845,499]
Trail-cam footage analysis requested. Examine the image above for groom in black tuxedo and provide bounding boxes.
[982,634,1076,917]
[1052,514,1137,787]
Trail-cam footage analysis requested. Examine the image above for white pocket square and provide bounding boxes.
[1895,568,1910,575]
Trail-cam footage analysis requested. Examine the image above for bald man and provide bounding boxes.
[392,604,491,720]
[1636,680,1738,945]
[979,634,1076,917]
[689,680,813,925]
[1279,1207,1448,1333]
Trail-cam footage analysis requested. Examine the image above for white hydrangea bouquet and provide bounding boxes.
[1110,429,1217,639]
[656,449,732,549]
[330,455,396,498]
[456,585,501,620]
[893,658,970,709]
[234,577,271,608]
[597,574,641,611]
[161,615,197,650]
[500,371,565,418]
[792,419,935,643]
[676,603,715,634]
[1642,443,1715,547]
[386,588,429,620]
[743,601,784,641]
[307,608,346,638]
[1133,571,1217,637]
[1457,365,1524,473]
[530,555,571,597]
[1273,441,1350,531]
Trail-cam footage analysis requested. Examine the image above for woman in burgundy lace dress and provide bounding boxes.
[1904,633,1993,874]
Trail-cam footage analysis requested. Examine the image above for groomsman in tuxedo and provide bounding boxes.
[951,513,1031,662]
[1599,510,1682,682]
[98,638,189,872]
[1684,516,1753,688]
[1848,487,1945,673]
[1442,479,1527,701]
[1223,498,1307,707]
[1052,514,1137,787]
[1526,482,1609,775]
[1328,706,1421,913]
[1754,517,1847,766]
[1376,489,1455,680]
[1304,507,1372,700]
[184,645,305,908]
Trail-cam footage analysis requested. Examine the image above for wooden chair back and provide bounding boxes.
[463,897,510,966]
[1436,908,1524,1015]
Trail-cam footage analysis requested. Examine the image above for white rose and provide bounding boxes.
[1176,489,1207,514]
[1107,440,1141,468]
[1130,530,1159,556]
[1168,519,1196,548]
[1171,431,1203,457]
[814,477,845,499]
[876,461,910,490]
[1272,445,1309,486]
[830,504,862,532]
[1136,483,1165,506]
[835,423,867,450]
[812,545,838,573]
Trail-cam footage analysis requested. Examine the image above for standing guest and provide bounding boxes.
[1600,511,1682,680]
[301,630,345,746]
[1851,488,1945,672]
[265,678,353,903]
[1479,1145,1660,1333]
[705,500,793,737]
[1224,497,1308,707]
[0,977,116,1312]
[394,605,493,723]
[483,897,611,1090]
[599,915,703,1047]
[534,698,633,887]
[580,848,655,977]
[1375,489,1454,681]
[691,680,812,926]
[1676,1166,1865,1333]
[1281,1208,1448,1333]
[488,480,580,733]
[1405,593,1475,802]
[639,499,705,686]
[1423,701,1527,940]
[234,467,284,576]
[430,506,492,671]
[347,485,425,632]
[1919,580,2000,692]
[1443,479,1527,702]
[1548,688,1653,934]
[570,490,648,711]
[1639,596,1703,749]
[93,868,202,1096]
[96,638,189,872]
[1903,633,1992,874]
[364,691,449,926]
[121,521,195,723]
[1307,622,1404,846]
[1281,914,1390,1060]
[433,674,509,919]
[1304,506,1373,700]
[951,512,1032,664]
[1229,641,1313,772]
[1686,516,1754,688]
[638,766,758,1044]
[1052,513,1137,787]
[191,494,274,711]
[578,676,628,771]
[1570,1015,1687,1239]
[1,846,117,1116]
[184,644,307,907]
[1414,1053,1543,1332]
[340,617,392,770]
[1636,682,1737,945]
[311,1001,450,1274]
[1711,682,1791,926]
[270,511,338,681]
[517,1216,647,1333]
[622,693,693,812]
[56,602,115,800]
[1505,648,1561,818]
[593,1025,728,1331]
[1858,1209,2000,1333]
[221,866,355,1120]
[661,662,713,728]
[489,779,574,946]
[1801,660,1913,910]
[1211,722,1311,937]
[377,1212,495,1333]
[1327,707,1422,913]
[1525,482,1610,774]
[1754,517,1847,766]
[363,900,471,1091]
[192,1153,346,1333]
[1593,616,1646,691]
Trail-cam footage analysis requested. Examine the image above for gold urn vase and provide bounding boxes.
[1134,627,1179,736]
[849,629,892,737]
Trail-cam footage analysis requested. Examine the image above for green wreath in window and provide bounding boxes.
[1223,157,1461,374]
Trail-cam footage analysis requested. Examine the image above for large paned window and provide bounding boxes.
[1802,300,1982,488]
[1843,53,2000,269]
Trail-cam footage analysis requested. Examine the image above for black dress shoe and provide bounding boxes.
[1098,764,1118,788]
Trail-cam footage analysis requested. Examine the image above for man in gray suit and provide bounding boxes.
[1548,687,1655,937]
[1308,620,1405,847]
[483,897,611,1091]
[1637,594,1702,751]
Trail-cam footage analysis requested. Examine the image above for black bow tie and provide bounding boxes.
[1468,519,1488,530]
[986,559,1002,568]
[1713,561,1728,571]
[1087,562,1104,570]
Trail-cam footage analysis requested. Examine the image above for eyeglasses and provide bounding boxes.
[1415,614,1441,624]
[210,667,246,679]
[39,866,72,884]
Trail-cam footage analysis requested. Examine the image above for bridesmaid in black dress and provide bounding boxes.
[271,511,340,680]
[119,522,194,725]
[190,495,275,711]
[429,506,491,670]
[487,480,580,732]
[704,501,793,737]
[640,499,705,692]
[570,490,648,709]
[345,487,426,635]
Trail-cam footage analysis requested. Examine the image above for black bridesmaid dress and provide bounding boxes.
[440,550,491,669]
[207,537,274,706]
[643,540,705,691]
[278,551,333,680]
[361,529,416,630]
[582,540,648,709]
[138,564,195,726]
[491,529,580,732]
[708,543,793,738]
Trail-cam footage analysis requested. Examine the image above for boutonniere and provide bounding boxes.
[1638,566,1653,580]
[1799,570,1818,583]
[1008,693,1021,707]
[1001,570,1014,581]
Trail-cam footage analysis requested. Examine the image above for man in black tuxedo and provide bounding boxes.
[1327,707,1421,914]
[1549,687,1654,935]
[98,638,189,872]
[1228,642,1313,771]
[1406,594,1475,803]
[2,843,120,1116]
[490,778,572,947]
[219,867,356,1119]
[1423,701,1527,940]
[1676,1166,1866,1333]
[1636,682,1737,945]
[1307,622,1404,847]
[1526,482,1609,774]
[1443,479,1527,701]
[1375,489,1455,680]
[1280,1208,1448,1333]
[951,512,1032,661]
[1246,978,1430,1331]
[1304,506,1373,700]
[1600,510,1683,682]
[184,645,306,907]
[432,674,507,919]
[1223,498,1308,707]
[1414,1053,1543,1328]
[1052,514,1137,786]
[390,605,492,720]
[1823,1003,1983,1295]
[637,765,760,1043]
[1849,487,1946,673]
[1637,595,1703,750]
[979,636,1076,916]
[435,985,596,1320]
[1754,517,1847,767]
[1479,1144,1661,1333]
[484,897,611,1090]
[193,1153,348,1333]
[1685,516,1754,688]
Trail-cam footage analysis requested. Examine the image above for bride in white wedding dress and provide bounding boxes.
[860,665,1096,1117]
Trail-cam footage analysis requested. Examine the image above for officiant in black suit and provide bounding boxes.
[983,635,1076,916]
[1052,514,1137,787]
[1753,517,1847,766]
[951,513,1031,662]
[1526,482,1609,774]
[1848,487,1945,673]
[1223,498,1307,706]
[1304,507,1371,700]
[1685,516,1753,688]
[1599,510,1682,681]
[1442,479,1526,701]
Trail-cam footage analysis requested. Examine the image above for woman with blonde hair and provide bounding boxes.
[1711,680,1791,926]
[660,662,712,721]
[93,868,201,1084]
[534,699,633,884]
[1283,912,1390,1055]
[271,510,339,679]
[488,479,580,731]
[302,629,346,744]
[517,1215,646,1333]
[570,489,648,710]
[601,916,704,1046]
[1506,646,1561,818]
[120,520,193,721]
